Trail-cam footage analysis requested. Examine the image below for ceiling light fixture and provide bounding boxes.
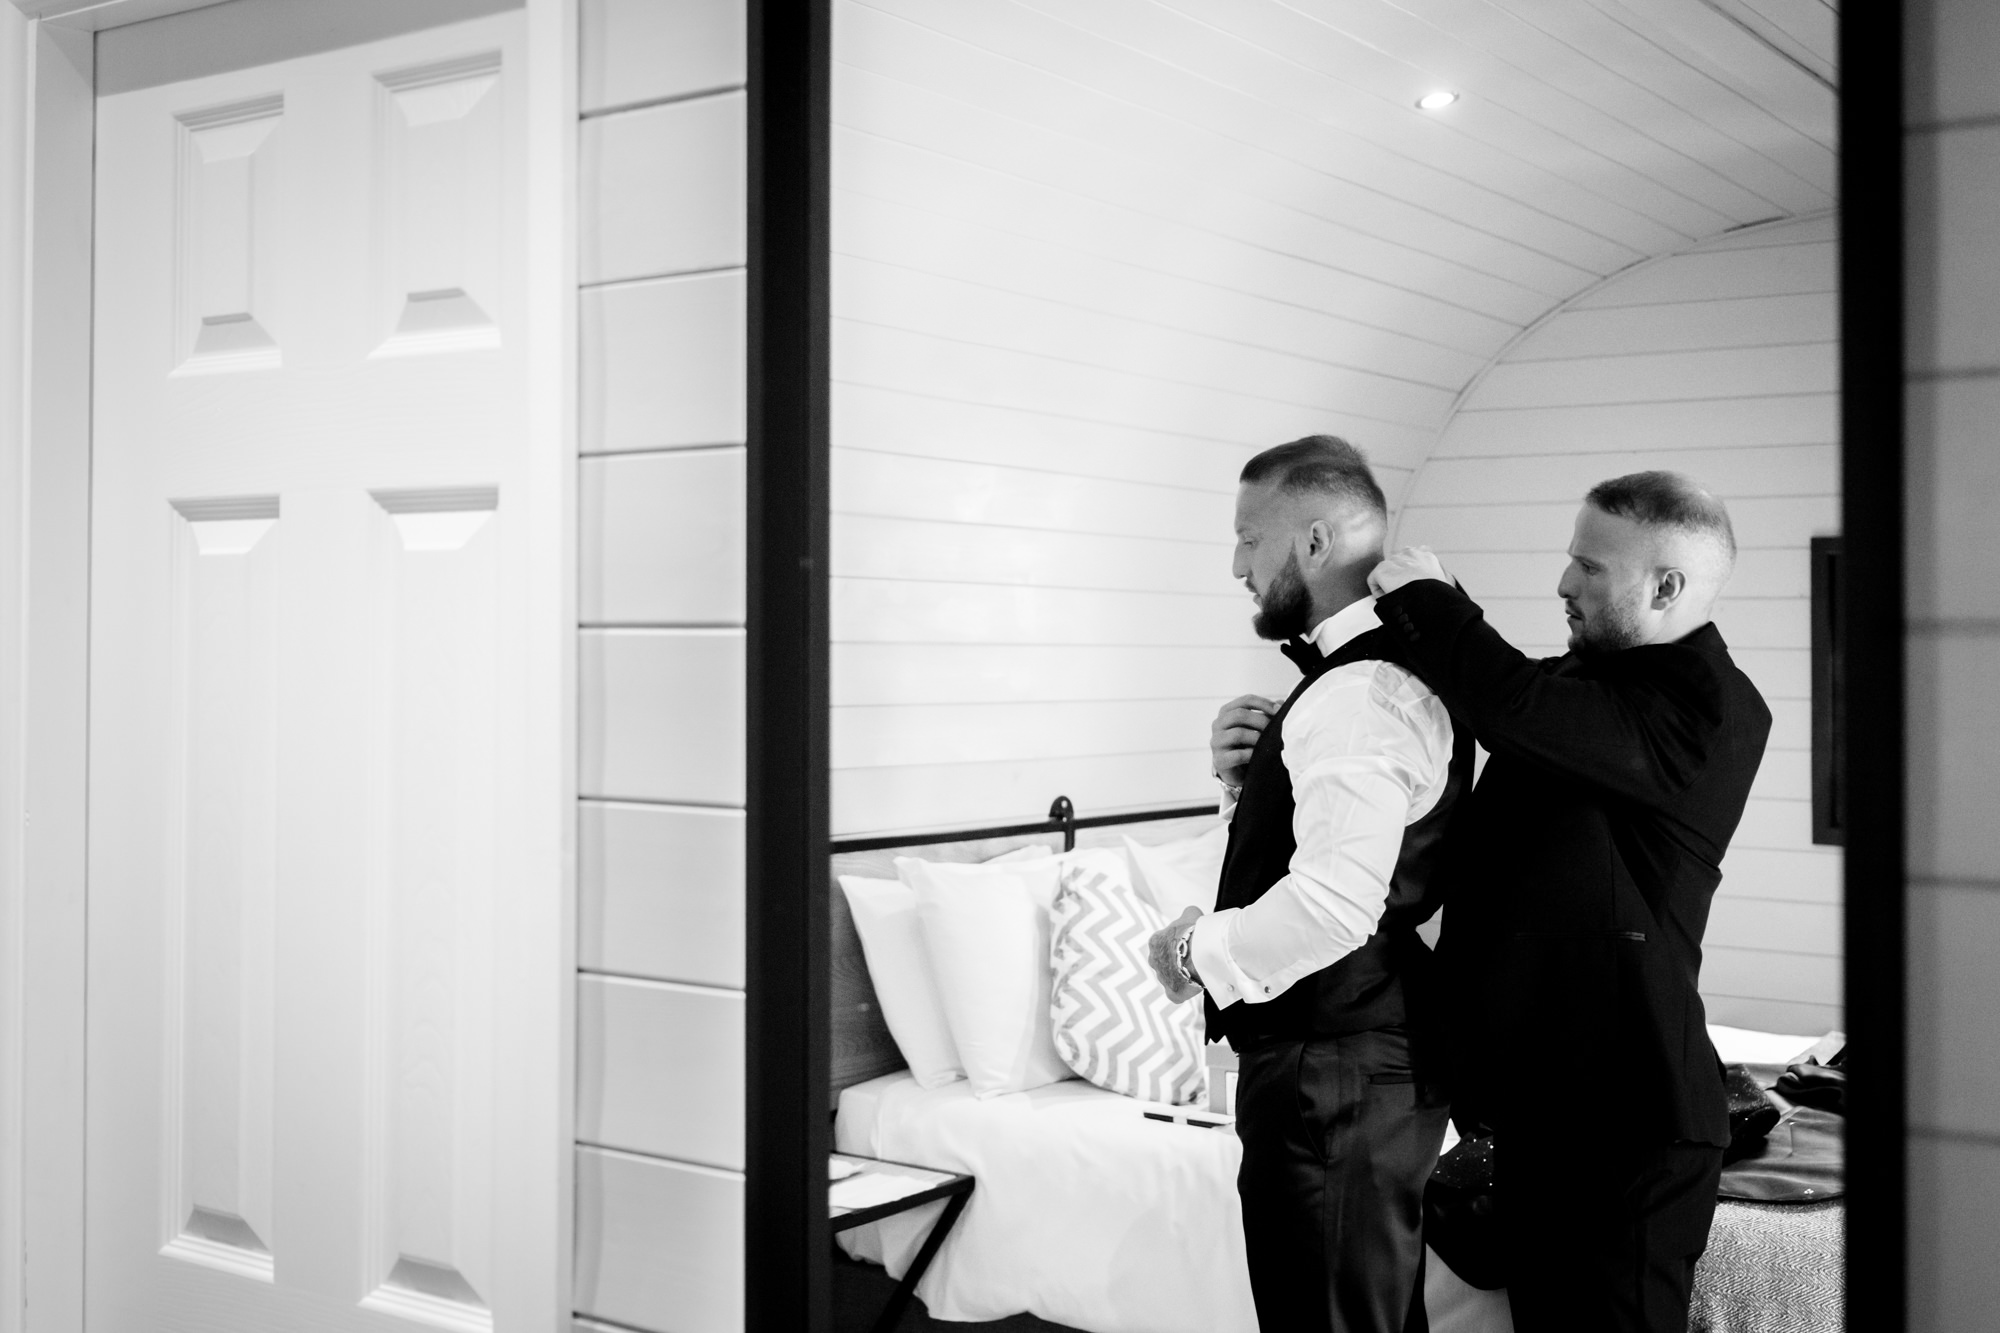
[1417,89,1459,111]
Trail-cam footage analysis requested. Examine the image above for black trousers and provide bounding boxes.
[1235,1029,1450,1333]
[1499,1134,1724,1333]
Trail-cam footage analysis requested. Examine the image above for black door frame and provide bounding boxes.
[1839,3,1905,1328]
[744,1,833,1329]
[743,3,1910,1326]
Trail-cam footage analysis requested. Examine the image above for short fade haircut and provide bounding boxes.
[1585,470,1737,566]
[1239,434,1387,520]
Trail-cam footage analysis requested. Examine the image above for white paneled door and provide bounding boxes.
[88,13,543,1333]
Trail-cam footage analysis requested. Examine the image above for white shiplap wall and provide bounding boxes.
[1395,214,1841,1037]
[827,0,1833,840]
[1906,0,2000,1324]
[572,2,747,1331]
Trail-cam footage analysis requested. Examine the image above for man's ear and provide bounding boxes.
[1303,518,1334,568]
[1652,568,1687,609]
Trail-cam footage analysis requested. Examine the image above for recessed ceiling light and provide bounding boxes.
[1417,90,1459,111]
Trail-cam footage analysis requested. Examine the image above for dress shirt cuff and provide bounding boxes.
[1189,909,1260,1009]
[1217,778,1241,821]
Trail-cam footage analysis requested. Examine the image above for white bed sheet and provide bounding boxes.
[834,1024,1820,1333]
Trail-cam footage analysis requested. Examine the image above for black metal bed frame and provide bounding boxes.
[829,795,1220,856]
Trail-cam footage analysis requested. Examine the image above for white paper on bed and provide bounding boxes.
[834,1025,1820,1333]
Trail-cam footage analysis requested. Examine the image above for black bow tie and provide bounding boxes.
[1280,637,1320,674]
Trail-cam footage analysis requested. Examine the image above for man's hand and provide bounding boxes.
[1210,694,1277,789]
[1146,906,1205,1005]
[1369,546,1450,597]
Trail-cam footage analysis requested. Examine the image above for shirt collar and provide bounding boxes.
[1301,595,1380,658]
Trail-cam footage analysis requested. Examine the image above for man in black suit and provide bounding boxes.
[1368,471,1771,1333]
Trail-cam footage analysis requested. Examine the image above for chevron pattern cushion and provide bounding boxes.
[1048,858,1206,1106]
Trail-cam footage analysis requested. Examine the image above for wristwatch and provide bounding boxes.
[1174,923,1202,988]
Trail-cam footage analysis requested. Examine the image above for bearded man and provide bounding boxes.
[1368,472,1772,1333]
[1146,435,1472,1333]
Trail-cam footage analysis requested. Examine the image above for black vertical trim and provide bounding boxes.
[1839,3,1904,1328]
[1809,537,1844,846]
[744,2,832,1329]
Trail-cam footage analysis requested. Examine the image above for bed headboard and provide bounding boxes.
[827,797,1223,1109]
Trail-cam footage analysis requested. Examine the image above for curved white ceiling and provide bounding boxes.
[834,0,1836,493]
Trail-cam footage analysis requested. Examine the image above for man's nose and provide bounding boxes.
[1556,564,1580,601]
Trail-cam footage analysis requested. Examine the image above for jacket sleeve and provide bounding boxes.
[1373,579,1724,810]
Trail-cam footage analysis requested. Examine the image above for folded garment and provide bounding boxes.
[1718,1106,1843,1203]
[1773,1058,1846,1116]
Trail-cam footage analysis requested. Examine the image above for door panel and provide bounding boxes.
[89,13,538,1333]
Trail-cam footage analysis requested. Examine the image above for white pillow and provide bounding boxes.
[1050,856,1206,1105]
[1124,824,1230,919]
[897,850,1124,1098]
[836,874,965,1089]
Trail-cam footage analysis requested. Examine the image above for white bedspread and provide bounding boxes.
[834,1024,1817,1333]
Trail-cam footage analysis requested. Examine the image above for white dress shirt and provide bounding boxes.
[1190,595,1455,1008]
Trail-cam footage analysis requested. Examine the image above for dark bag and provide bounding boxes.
[1722,1062,1781,1164]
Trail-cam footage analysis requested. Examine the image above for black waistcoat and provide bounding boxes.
[1204,623,1473,1053]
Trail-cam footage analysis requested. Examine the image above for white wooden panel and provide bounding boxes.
[833,127,1520,362]
[1718,846,1841,904]
[165,500,280,1272]
[1437,395,1837,458]
[835,55,1608,310]
[1729,649,1809,702]
[839,5,1652,278]
[361,488,505,1315]
[1907,124,2000,375]
[1908,377,2000,622]
[831,578,1249,648]
[1507,294,1836,360]
[580,0,743,114]
[580,448,745,625]
[1909,1134,2000,1333]
[173,95,283,372]
[575,975,744,1169]
[578,802,744,989]
[833,193,1488,390]
[1763,698,1810,752]
[580,268,745,455]
[578,629,745,805]
[833,253,1458,421]
[835,750,1219,838]
[1706,894,1838,957]
[370,51,504,357]
[572,1147,741,1333]
[1700,994,1840,1038]
[579,90,744,286]
[836,698,1224,771]
[1729,798,1818,853]
[834,320,1446,458]
[832,641,1289,709]
[1568,243,1838,307]
[1908,883,2000,1140]
[834,448,1232,546]
[1908,0,2000,126]
[1699,944,1840,1007]
[1099,0,1769,230]
[1469,344,1837,410]
[833,513,1231,598]
[1908,633,2000,884]
[1395,496,1838,554]
[835,382,1435,481]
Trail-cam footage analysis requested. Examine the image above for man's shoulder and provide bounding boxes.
[1293,656,1446,734]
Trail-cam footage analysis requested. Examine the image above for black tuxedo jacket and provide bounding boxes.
[1374,581,1772,1148]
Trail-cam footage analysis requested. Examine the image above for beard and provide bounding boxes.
[1567,591,1648,656]
[1252,551,1314,641]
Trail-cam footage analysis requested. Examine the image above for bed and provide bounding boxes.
[829,807,1842,1333]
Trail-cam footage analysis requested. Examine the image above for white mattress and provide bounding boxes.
[834,1024,1820,1333]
